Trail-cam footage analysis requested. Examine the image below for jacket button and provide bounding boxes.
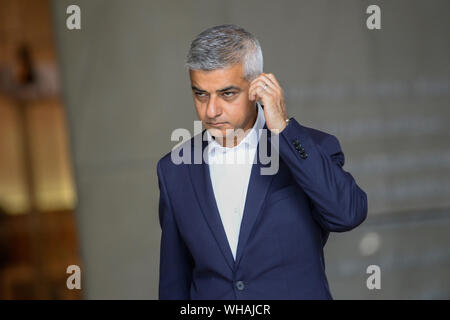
[292,139,300,146]
[295,145,304,152]
[301,153,308,159]
[235,280,245,291]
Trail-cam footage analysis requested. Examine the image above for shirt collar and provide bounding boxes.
[206,102,266,156]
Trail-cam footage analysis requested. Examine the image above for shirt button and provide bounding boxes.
[236,280,245,291]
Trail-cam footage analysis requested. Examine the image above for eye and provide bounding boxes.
[195,92,207,97]
[223,92,235,98]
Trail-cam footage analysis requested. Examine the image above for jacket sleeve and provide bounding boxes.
[273,118,368,232]
[157,160,193,299]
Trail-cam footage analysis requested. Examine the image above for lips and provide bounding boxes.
[208,122,227,127]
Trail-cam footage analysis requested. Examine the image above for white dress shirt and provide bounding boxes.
[205,102,266,260]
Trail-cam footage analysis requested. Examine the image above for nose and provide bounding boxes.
[206,95,221,119]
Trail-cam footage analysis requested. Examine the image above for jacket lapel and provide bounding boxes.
[188,134,235,271]
[235,122,276,266]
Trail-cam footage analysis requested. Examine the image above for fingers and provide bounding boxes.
[249,74,280,102]
[249,79,275,101]
[250,74,274,90]
[265,73,281,88]
[251,79,276,94]
[249,73,281,97]
[259,74,278,92]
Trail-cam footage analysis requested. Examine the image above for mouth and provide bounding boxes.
[207,122,227,127]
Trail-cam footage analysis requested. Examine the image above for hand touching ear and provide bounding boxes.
[249,73,289,133]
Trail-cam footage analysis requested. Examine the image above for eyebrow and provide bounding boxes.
[191,85,241,93]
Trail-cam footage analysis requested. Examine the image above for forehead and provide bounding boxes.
[189,63,247,91]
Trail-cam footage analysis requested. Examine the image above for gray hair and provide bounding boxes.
[186,24,263,81]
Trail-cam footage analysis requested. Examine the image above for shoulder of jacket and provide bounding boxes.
[301,125,341,154]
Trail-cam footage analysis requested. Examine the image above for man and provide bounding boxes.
[157,24,367,299]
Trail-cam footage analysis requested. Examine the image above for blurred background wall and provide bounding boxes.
[1,0,448,299]
[0,0,80,299]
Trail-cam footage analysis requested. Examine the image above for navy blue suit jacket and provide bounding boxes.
[156,117,367,299]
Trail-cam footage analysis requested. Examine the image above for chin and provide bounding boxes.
[206,127,224,138]
[206,126,233,139]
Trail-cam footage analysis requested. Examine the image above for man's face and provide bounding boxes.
[189,63,257,143]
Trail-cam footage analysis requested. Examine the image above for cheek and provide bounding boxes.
[230,96,251,119]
